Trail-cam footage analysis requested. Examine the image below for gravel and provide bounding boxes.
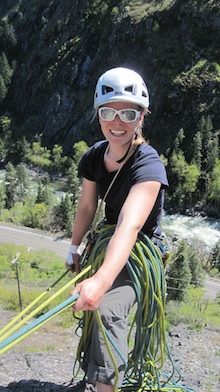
[0,307,220,392]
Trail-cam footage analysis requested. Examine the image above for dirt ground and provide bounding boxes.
[0,306,220,392]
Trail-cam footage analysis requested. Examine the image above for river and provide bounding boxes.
[161,213,220,252]
[1,169,220,251]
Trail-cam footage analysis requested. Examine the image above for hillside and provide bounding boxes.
[0,0,219,157]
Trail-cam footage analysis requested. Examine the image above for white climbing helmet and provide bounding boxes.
[94,67,149,110]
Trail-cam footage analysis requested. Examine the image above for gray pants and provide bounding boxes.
[83,266,136,387]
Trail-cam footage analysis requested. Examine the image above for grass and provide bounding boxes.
[165,288,220,331]
[2,279,219,320]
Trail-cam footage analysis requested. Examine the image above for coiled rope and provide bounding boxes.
[0,224,196,391]
[72,224,196,392]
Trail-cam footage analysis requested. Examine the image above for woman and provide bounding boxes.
[65,67,168,392]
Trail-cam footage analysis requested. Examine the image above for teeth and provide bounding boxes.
[111,130,125,135]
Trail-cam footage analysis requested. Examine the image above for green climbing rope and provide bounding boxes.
[0,223,196,392]
[72,224,196,392]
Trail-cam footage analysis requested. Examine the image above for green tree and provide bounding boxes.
[168,150,201,208]
[16,163,30,203]
[1,19,17,49]
[209,158,220,209]
[41,184,54,206]
[52,144,63,170]
[23,202,49,229]
[206,132,219,172]
[0,74,7,103]
[0,116,12,157]
[172,128,185,154]
[192,131,202,169]
[188,248,204,287]
[0,52,12,87]
[15,137,31,163]
[5,162,17,208]
[199,115,213,171]
[36,181,44,203]
[26,141,51,169]
[57,193,73,231]
[183,163,200,204]
[167,240,192,301]
[66,161,80,208]
[73,141,88,166]
[0,137,6,161]
[209,240,220,272]
[36,182,54,206]
[52,144,68,171]
[167,151,187,207]
[0,183,6,212]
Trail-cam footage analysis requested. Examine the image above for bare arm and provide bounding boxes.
[72,180,161,311]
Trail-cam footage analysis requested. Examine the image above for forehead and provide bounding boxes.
[102,101,139,110]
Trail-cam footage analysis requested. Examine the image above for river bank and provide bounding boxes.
[162,213,220,258]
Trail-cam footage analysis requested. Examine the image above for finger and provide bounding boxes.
[73,295,86,312]
[70,283,81,297]
[73,294,98,312]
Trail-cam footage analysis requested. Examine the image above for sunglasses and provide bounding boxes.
[98,107,141,123]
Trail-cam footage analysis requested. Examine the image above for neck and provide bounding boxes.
[116,142,132,163]
[105,142,133,164]
[104,142,137,173]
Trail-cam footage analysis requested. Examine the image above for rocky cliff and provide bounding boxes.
[0,0,220,157]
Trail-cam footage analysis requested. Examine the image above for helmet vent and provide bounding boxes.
[102,85,113,95]
[142,90,148,97]
[125,85,133,93]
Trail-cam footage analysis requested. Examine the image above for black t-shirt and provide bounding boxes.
[78,140,168,237]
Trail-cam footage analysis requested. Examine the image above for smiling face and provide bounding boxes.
[98,101,144,147]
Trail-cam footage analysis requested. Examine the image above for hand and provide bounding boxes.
[70,274,108,312]
[65,253,80,274]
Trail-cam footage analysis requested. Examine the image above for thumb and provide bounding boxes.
[70,283,82,297]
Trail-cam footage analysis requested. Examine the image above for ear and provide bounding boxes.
[138,112,145,125]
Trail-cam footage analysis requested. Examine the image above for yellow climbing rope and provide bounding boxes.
[0,224,196,392]
[72,225,195,392]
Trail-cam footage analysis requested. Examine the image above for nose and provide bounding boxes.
[113,114,122,122]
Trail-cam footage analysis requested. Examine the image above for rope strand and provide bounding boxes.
[0,224,196,391]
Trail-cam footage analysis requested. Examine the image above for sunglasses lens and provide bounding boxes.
[99,108,115,121]
[120,110,137,122]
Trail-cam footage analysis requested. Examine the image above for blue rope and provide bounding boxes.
[0,294,79,354]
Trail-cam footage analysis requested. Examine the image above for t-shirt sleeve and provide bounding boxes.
[78,146,95,181]
[78,141,107,181]
[130,145,169,187]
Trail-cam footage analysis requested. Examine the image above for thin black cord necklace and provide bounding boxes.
[116,142,132,163]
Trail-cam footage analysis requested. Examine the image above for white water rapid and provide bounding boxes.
[162,213,220,251]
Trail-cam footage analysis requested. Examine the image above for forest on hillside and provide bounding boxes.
[0,1,220,316]
[0,0,219,218]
